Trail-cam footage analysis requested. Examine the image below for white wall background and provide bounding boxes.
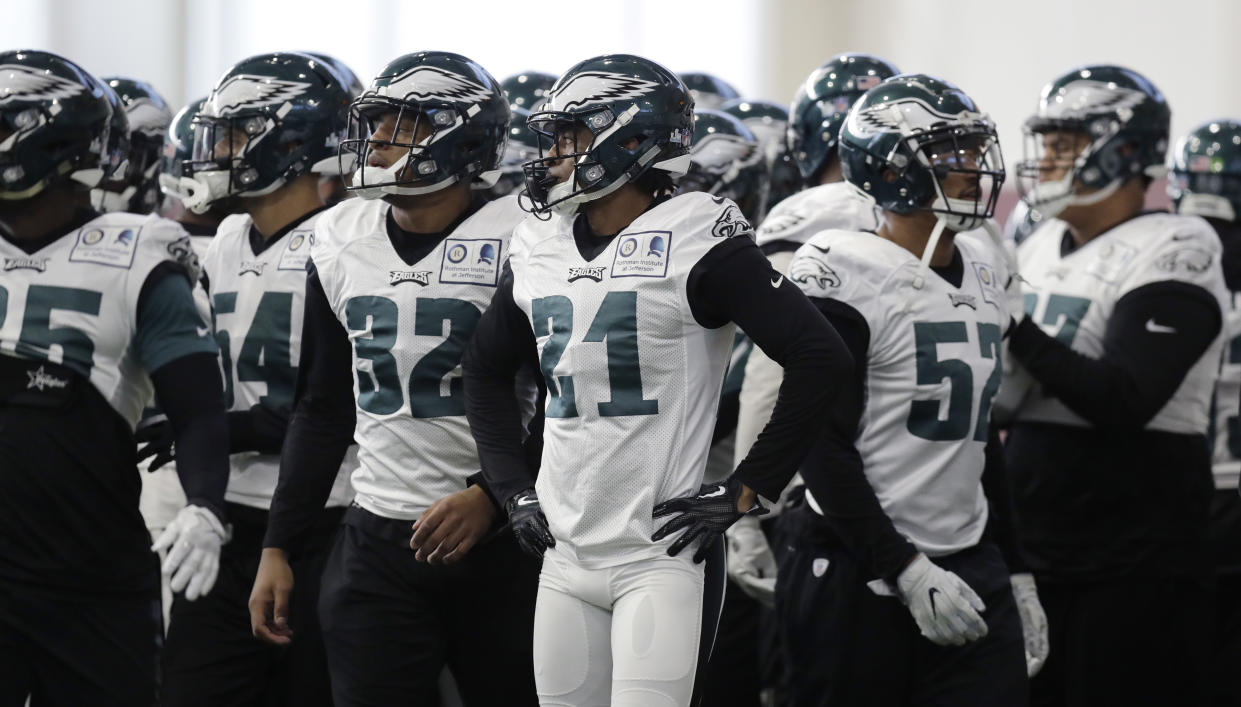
[4,0,1241,172]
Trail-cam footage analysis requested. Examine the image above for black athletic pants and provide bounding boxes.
[1029,573,1212,707]
[317,505,540,707]
[162,502,344,707]
[1210,489,1241,707]
[777,507,1027,707]
[0,582,161,707]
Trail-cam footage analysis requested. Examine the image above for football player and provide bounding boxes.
[780,74,1040,706]
[139,95,225,627]
[729,53,899,610]
[492,71,558,198]
[142,52,355,707]
[1005,65,1228,705]
[247,51,541,707]
[462,53,851,706]
[0,50,229,705]
[1168,118,1241,706]
[93,77,172,215]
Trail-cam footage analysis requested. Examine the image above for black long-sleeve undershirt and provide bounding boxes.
[150,353,230,520]
[463,221,853,511]
[1008,280,1222,429]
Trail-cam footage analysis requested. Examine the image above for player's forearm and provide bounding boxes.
[263,394,353,553]
[264,271,356,552]
[1010,282,1220,428]
[151,352,230,519]
[462,268,542,510]
[695,243,854,499]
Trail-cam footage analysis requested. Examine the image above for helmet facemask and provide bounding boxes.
[183,110,324,214]
[342,97,497,200]
[522,106,688,217]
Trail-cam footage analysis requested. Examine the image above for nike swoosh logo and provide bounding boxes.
[770,275,784,288]
[928,587,940,618]
[806,243,831,254]
[516,496,538,506]
[700,486,727,499]
[196,326,211,337]
[1145,319,1176,334]
[1171,233,1194,241]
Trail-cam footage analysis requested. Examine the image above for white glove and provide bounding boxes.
[1010,573,1049,676]
[725,514,777,608]
[895,553,988,646]
[152,504,229,601]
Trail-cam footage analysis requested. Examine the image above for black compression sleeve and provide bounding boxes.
[980,428,1026,573]
[150,353,230,520]
[264,266,356,553]
[463,264,541,510]
[226,405,290,455]
[797,297,917,581]
[1009,281,1222,428]
[687,237,854,500]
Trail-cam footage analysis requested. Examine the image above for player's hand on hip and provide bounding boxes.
[135,415,175,471]
[653,475,768,564]
[411,485,497,564]
[1010,572,1049,675]
[506,487,555,558]
[151,504,229,601]
[895,553,989,646]
[725,514,777,607]
[249,547,295,645]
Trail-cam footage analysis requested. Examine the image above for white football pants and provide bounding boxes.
[533,549,708,707]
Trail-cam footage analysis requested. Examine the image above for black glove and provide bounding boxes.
[135,415,175,471]
[505,488,555,558]
[652,475,767,563]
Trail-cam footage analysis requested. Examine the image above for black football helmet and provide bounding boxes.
[677,109,766,222]
[1169,119,1241,222]
[679,71,739,110]
[0,50,128,201]
[342,51,509,198]
[524,54,693,215]
[183,52,351,213]
[788,53,900,183]
[94,76,172,213]
[1017,65,1169,219]
[491,71,556,197]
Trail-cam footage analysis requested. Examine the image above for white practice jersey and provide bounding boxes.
[790,231,1011,555]
[510,192,745,567]
[202,212,354,510]
[313,195,527,520]
[754,181,880,249]
[1013,212,1228,434]
[0,212,209,428]
[1211,291,1241,490]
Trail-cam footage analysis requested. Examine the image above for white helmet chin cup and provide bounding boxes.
[931,194,988,233]
[179,170,231,215]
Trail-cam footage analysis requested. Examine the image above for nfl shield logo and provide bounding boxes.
[812,558,830,577]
